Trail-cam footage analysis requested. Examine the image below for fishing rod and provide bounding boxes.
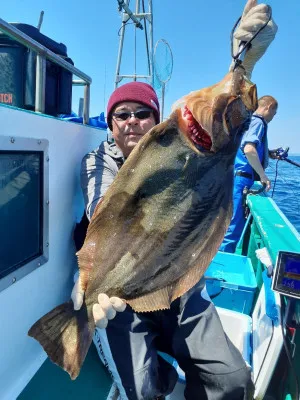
[270,146,300,168]
[283,158,300,168]
[269,147,300,201]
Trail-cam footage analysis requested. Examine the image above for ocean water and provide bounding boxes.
[266,155,300,234]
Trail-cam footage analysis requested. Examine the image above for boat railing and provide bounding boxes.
[0,17,92,124]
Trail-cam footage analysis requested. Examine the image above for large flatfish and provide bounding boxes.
[29,64,257,379]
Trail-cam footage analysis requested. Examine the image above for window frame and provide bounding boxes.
[0,136,49,292]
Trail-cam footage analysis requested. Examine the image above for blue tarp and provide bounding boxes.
[60,111,108,130]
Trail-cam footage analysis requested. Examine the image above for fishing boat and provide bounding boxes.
[1,3,300,400]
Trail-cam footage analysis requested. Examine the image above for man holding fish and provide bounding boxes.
[28,1,277,399]
[76,79,255,400]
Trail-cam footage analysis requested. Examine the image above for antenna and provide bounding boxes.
[115,0,153,88]
[37,11,44,31]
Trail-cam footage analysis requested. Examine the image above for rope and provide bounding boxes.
[271,159,280,198]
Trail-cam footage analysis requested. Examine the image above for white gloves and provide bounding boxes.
[231,0,278,78]
[92,294,126,328]
[71,272,126,328]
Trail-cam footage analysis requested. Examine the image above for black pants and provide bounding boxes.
[93,279,254,399]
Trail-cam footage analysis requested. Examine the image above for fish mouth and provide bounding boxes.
[183,106,212,151]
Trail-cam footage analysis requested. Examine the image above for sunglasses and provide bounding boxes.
[112,108,153,121]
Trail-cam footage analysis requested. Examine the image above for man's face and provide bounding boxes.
[111,101,157,157]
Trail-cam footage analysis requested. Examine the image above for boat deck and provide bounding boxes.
[18,346,112,400]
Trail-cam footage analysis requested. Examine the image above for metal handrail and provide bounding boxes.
[0,18,92,124]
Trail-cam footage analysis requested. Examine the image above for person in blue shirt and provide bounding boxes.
[220,95,278,254]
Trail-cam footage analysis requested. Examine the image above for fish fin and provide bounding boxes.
[28,300,94,380]
[170,265,206,302]
[127,286,173,312]
[76,239,97,292]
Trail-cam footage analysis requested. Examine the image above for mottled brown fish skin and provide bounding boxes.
[28,65,257,380]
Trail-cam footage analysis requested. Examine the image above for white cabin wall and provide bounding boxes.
[0,105,106,399]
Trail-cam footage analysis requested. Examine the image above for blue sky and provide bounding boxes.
[2,0,300,152]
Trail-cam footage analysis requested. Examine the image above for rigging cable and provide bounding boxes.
[134,21,137,79]
[118,21,134,37]
[142,0,151,76]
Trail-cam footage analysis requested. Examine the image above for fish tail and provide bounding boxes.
[28,300,94,380]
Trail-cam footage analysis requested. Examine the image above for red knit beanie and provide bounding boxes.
[107,82,160,130]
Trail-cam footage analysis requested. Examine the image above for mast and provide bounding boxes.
[115,0,153,89]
